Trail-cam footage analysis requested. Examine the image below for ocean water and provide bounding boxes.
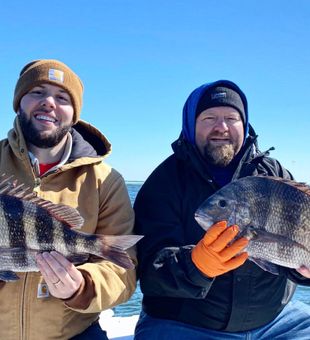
[113,182,310,317]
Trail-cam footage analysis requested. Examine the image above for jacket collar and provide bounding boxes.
[72,120,111,158]
[28,133,73,177]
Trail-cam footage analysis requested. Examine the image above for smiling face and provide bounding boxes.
[18,83,74,148]
[195,106,244,167]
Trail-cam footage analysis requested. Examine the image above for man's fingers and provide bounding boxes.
[209,225,240,252]
[50,251,82,282]
[36,253,61,285]
[224,252,249,271]
[192,222,248,278]
[202,221,227,246]
[220,237,249,261]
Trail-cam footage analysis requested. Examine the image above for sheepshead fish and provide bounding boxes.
[0,175,142,281]
[195,176,310,275]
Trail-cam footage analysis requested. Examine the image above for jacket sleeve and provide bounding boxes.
[68,170,137,313]
[134,166,214,299]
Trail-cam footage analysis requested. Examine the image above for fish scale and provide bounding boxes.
[195,176,310,275]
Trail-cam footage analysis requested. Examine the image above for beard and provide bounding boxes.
[203,138,240,167]
[18,108,71,148]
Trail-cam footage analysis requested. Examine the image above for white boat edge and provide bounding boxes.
[99,309,139,340]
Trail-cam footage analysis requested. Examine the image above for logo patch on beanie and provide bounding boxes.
[48,69,64,83]
[211,92,226,100]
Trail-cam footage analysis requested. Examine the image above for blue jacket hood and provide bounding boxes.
[182,80,249,145]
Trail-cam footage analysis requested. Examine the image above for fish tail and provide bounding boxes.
[94,235,143,269]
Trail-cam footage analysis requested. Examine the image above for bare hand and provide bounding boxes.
[296,266,310,279]
[36,251,84,299]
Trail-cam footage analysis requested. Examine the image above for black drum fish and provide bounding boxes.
[195,176,310,275]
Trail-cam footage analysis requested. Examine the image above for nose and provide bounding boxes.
[40,95,56,109]
[213,117,229,132]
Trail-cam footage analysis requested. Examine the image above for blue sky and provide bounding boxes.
[1,1,309,181]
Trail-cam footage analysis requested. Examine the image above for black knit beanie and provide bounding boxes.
[196,86,245,123]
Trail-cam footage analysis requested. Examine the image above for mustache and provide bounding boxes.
[207,133,231,140]
[33,107,51,114]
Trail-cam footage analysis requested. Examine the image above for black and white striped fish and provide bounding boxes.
[0,175,142,281]
[195,176,310,275]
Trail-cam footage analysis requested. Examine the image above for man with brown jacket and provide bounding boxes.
[0,59,137,339]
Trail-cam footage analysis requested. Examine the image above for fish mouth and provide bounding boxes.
[194,212,214,231]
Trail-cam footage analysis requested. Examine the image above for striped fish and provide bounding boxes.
[0,175,142,281]
[195,176,310,275]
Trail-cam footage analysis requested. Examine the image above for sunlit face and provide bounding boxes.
[18,83,74,148]
[195,106,244,167]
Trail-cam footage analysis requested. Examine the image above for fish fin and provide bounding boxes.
[96,245,135,269]
[39,203,84,230]
[93,235,143,269]
[242,227,307,250]
[0,174,84,229]
[98,235,144,250]
[241,227,278,242]
[256,175,310,197]
[250,257,280,275]
[0,271,20,281]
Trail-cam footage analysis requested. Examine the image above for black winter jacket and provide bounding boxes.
[134,132,310,332]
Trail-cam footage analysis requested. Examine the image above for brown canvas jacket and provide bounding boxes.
[0,118,136,340]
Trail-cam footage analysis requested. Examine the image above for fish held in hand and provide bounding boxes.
[195,176,310,275]
[0,175,142,281]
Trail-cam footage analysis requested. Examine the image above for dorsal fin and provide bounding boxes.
[256,175,310,197]
[0,174,84,229]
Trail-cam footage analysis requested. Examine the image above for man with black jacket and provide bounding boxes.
[134,80,310,339]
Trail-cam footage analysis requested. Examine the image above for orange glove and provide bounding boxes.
[191,221,249,278]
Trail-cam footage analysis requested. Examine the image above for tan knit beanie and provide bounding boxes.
[13,59,83,124]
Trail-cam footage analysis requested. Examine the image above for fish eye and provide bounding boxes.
[218,200,227,208]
